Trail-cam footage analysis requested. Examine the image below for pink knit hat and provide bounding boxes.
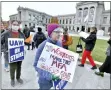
[47,23,60,36]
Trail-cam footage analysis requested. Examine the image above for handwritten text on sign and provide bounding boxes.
[37,42,79,82]
[8,38,24,63]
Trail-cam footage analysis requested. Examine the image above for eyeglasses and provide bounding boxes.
[53,31,63,34]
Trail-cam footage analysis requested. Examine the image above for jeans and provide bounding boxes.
[39,83,52,90]
[4,52,9,68]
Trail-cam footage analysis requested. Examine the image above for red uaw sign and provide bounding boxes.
[37,42,79,83]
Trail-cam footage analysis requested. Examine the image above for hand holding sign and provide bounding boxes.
[52,74,60,81]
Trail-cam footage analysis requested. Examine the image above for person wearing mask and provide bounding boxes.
[78,27,97,70]
[33,27,46,48]
[95,31,111,77]
[33,24,63,90]
[1,20,25,87]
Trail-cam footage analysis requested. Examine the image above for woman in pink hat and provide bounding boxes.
[33,23,63,89]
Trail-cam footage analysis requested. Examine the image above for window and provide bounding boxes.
[78,8,82,17]
[63,19,64,24]
[33,15,35,21]
[103,17,107,24]
[77,27,79,31]
[108,27,111,32]
[88,27,90,32]
[33,23,35,27]
[46,18,47,23]
[88,7,95,22]
[83,8,88,18]
[39,16,42,21]
[70,19,72,24]
[29,14,31,20]
[49,19,50,23]
[66,19,68,24]
[60,20,61,24]
[102,27,105,30]
[29,23,31,27]
[13,17,15,20]
[73,26,75,30]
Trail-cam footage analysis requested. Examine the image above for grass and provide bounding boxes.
[69,36,108,63]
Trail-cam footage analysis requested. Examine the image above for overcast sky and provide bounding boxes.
[1,2,110,21]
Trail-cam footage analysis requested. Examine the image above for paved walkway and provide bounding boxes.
[1,46,110,89]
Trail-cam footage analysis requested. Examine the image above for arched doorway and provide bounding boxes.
[81,26,85,32]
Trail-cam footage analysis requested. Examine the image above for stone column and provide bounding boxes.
[85,7,90,32]
[93,5,97,25]
[81,8,84,24]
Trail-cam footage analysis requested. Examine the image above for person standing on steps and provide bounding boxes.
[78,27,97,70]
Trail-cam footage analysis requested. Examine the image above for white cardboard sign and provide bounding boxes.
[37,42,79,83]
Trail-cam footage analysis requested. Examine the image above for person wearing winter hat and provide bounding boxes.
[33,23,63,89]
[1,20,25,87]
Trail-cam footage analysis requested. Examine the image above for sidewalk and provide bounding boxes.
[1,46,110,89]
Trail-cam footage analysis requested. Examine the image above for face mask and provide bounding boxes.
[12,25,19,32]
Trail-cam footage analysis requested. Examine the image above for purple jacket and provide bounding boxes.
[33,37,62,84]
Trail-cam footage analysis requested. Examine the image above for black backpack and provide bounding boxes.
[37,33,45,41]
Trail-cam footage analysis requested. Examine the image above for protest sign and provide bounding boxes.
[37,42,79,83]
[30,32,35,42]
[79,31,89,39]
[8,38,24,63]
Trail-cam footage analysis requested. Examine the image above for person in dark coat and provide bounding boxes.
[78,27,97,70]
[23,24,29,38]
[33,27,46,48]
[95,32,111,77]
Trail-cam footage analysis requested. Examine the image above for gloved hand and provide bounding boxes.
[52,75,60,81]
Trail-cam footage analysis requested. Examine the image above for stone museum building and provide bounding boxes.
[9,1,110,35]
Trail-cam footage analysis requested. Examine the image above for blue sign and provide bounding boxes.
[54,79,68,90]
[8,38,24,63]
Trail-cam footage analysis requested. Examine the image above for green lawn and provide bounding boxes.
[69,36,108,63]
